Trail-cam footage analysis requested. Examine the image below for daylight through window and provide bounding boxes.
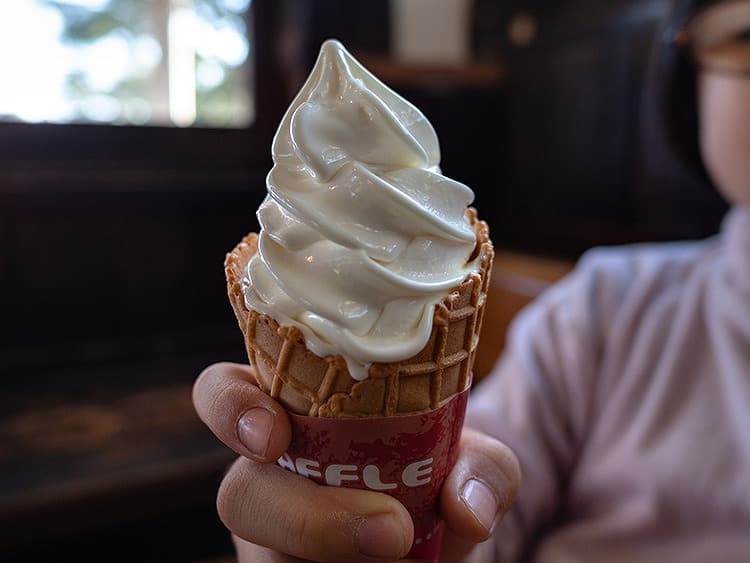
[0,0,253,128]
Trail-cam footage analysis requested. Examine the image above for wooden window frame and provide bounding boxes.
[0,1,291,193]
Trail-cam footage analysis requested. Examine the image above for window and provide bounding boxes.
[0,0,292,175]
[0,0,253,129]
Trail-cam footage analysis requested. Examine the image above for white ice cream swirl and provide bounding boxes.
[243,39,481,381]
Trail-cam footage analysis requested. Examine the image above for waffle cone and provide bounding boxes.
[225,208,494,418]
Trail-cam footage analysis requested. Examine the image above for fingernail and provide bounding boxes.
[238,408,273,457]
[357,513,407,558]
[460,478,498,532]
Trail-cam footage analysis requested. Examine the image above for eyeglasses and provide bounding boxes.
[678,0,750,76]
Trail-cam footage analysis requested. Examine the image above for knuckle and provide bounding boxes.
[216,459,258,537]
[194,363,232,413]
[288,491,359,561]
[461,431,521,509]
[291,507,319,550]
[194,363,268,438]
[216,461,240,529]
[192,363,218,404]
[287,496,343,560]
[217,462,331,559]
[195,361,230,388]
[480,440,521,508]
[209,377,241,419]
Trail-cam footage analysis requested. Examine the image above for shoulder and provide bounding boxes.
[572,238,712,307]
[511,238,715,344]
[576,239,710,282]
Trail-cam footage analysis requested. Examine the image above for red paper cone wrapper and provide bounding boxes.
[277,384,471,561]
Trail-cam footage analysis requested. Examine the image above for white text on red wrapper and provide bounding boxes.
[278,455,433,490]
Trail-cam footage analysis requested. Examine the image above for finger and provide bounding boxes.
[234,535,424,563]
[438,527,496,563]
[218,456,414,562]
[193,362,292,463]
[233,534,309,562]
[439,427,521,546]
[234,535,292,563]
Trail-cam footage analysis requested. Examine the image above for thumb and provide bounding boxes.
[438,427,521,559]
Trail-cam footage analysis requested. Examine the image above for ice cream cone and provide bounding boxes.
[225,208,493,418]
[220,38,495,561]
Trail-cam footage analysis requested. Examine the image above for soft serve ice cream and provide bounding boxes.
[242,39,482,381]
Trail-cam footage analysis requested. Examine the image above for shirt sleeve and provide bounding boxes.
[464,248,627,561]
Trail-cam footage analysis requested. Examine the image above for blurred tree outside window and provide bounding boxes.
[0,0,253,128]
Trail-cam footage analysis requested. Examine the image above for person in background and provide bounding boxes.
[191,0,750,560]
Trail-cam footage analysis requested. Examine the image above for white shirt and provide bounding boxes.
[467,206,750,562]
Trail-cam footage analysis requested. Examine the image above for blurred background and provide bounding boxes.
[0,0,728,561]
